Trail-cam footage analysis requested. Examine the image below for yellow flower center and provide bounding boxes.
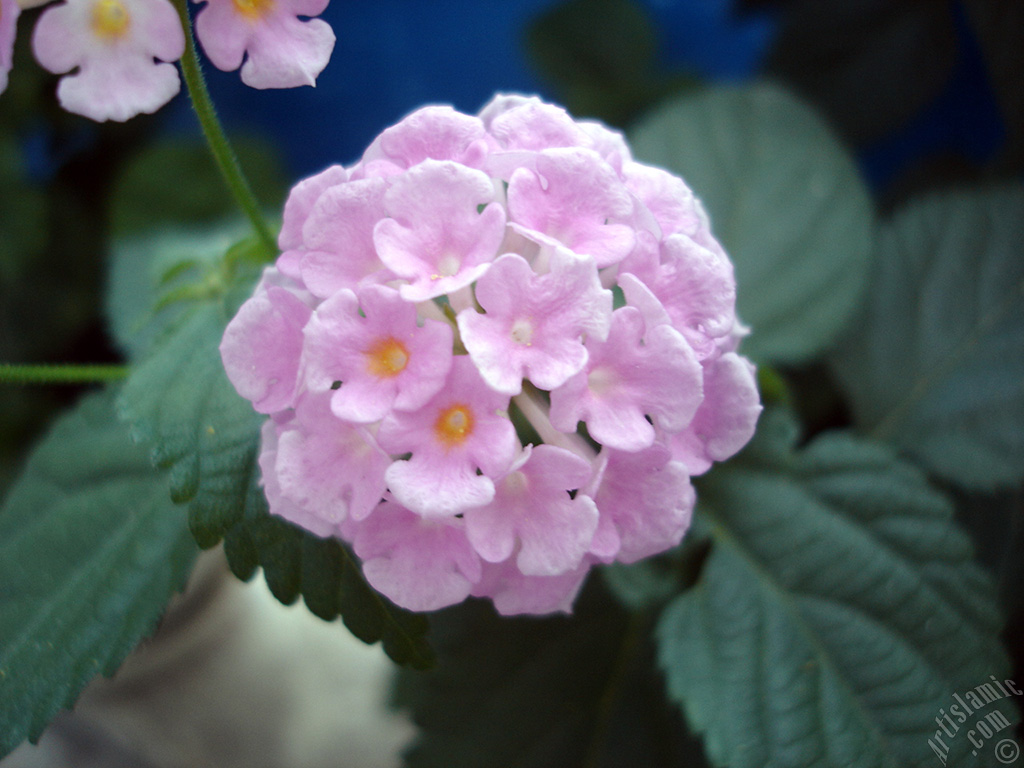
[365,337,410,378]
[434,404,474,447]
[232,0,275,20]
[91,0,130,40]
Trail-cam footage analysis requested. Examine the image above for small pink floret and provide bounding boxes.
[32,0,185,121]
[550,306,704,451]
[303,284,453,423]
[192,0,334,89]
[457,249,611,395]
[220,269,313,414]
[465,444,599,577]
[377,357,516,517]
[374,160,506,301]
[353,500,482,612]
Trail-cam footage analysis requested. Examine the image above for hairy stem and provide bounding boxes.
[171,0,277,259]
[0,364,129,385]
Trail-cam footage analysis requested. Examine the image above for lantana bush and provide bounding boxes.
[0,1,1021,766]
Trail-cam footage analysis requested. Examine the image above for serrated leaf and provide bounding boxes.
[629,82,875,363]
[829,184,1024,490]
[657,409,1015,768]
[221,491,435,670]
[116,281,434,668]
[117,301,265,542]
[394,579,708,767]
[0,391,197,757]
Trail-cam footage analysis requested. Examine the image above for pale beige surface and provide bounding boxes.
[4,550,416,768]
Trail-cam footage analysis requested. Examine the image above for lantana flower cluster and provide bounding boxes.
[221,95,762,615]
[0,0,333,121]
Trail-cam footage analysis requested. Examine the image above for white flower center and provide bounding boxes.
[503,470,529,496]
[587,366,617,396]
[433,253,461,279]
[510,318,534,346]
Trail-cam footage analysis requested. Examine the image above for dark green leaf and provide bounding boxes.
[118,301,264,538]
[829,184,1024,490]
[658,409,1015,768]
[222,498,435,670]
[395,578,707,767]
[0,391,197,757]
[116,273,434,668]
[629,82,875,363]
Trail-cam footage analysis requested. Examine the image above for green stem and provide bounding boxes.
[0,364,129,385]
[171,0,277,259]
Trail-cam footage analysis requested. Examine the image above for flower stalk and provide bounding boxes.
[171,0,277,259]
[0,363,129,385]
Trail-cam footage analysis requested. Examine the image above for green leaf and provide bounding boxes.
[829,185,1024,490]
[394,579,708,767]
[629,82,875,364]
[115,274,434,668]
[0,391,197,757]
[658,409,1015,768]
[221,491,435,670]
[118,301,265,540]
[105,221,253,360]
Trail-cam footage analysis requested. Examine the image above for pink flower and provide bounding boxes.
[623,161,701,239]
[352,499,482,612]
[192,0,334,89]
[587,443,695,564]
[303,284,453,423]
[294,177,393,297]
[1,0,19,95]
[223,95,760,616]
[268,393,390,534]
[471,558,590,616]
[359,105,495,175]
[550,306,704,452]
[374,160,507,301]
[32,0,184,121]
[464,444,599,576]
[277,164,348,252]
[620,231,736,359]
[377,357,517,517]
[670,351,762,475]
[457,248,611,395]
[220,267,313,414]
[507,147,636,267]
